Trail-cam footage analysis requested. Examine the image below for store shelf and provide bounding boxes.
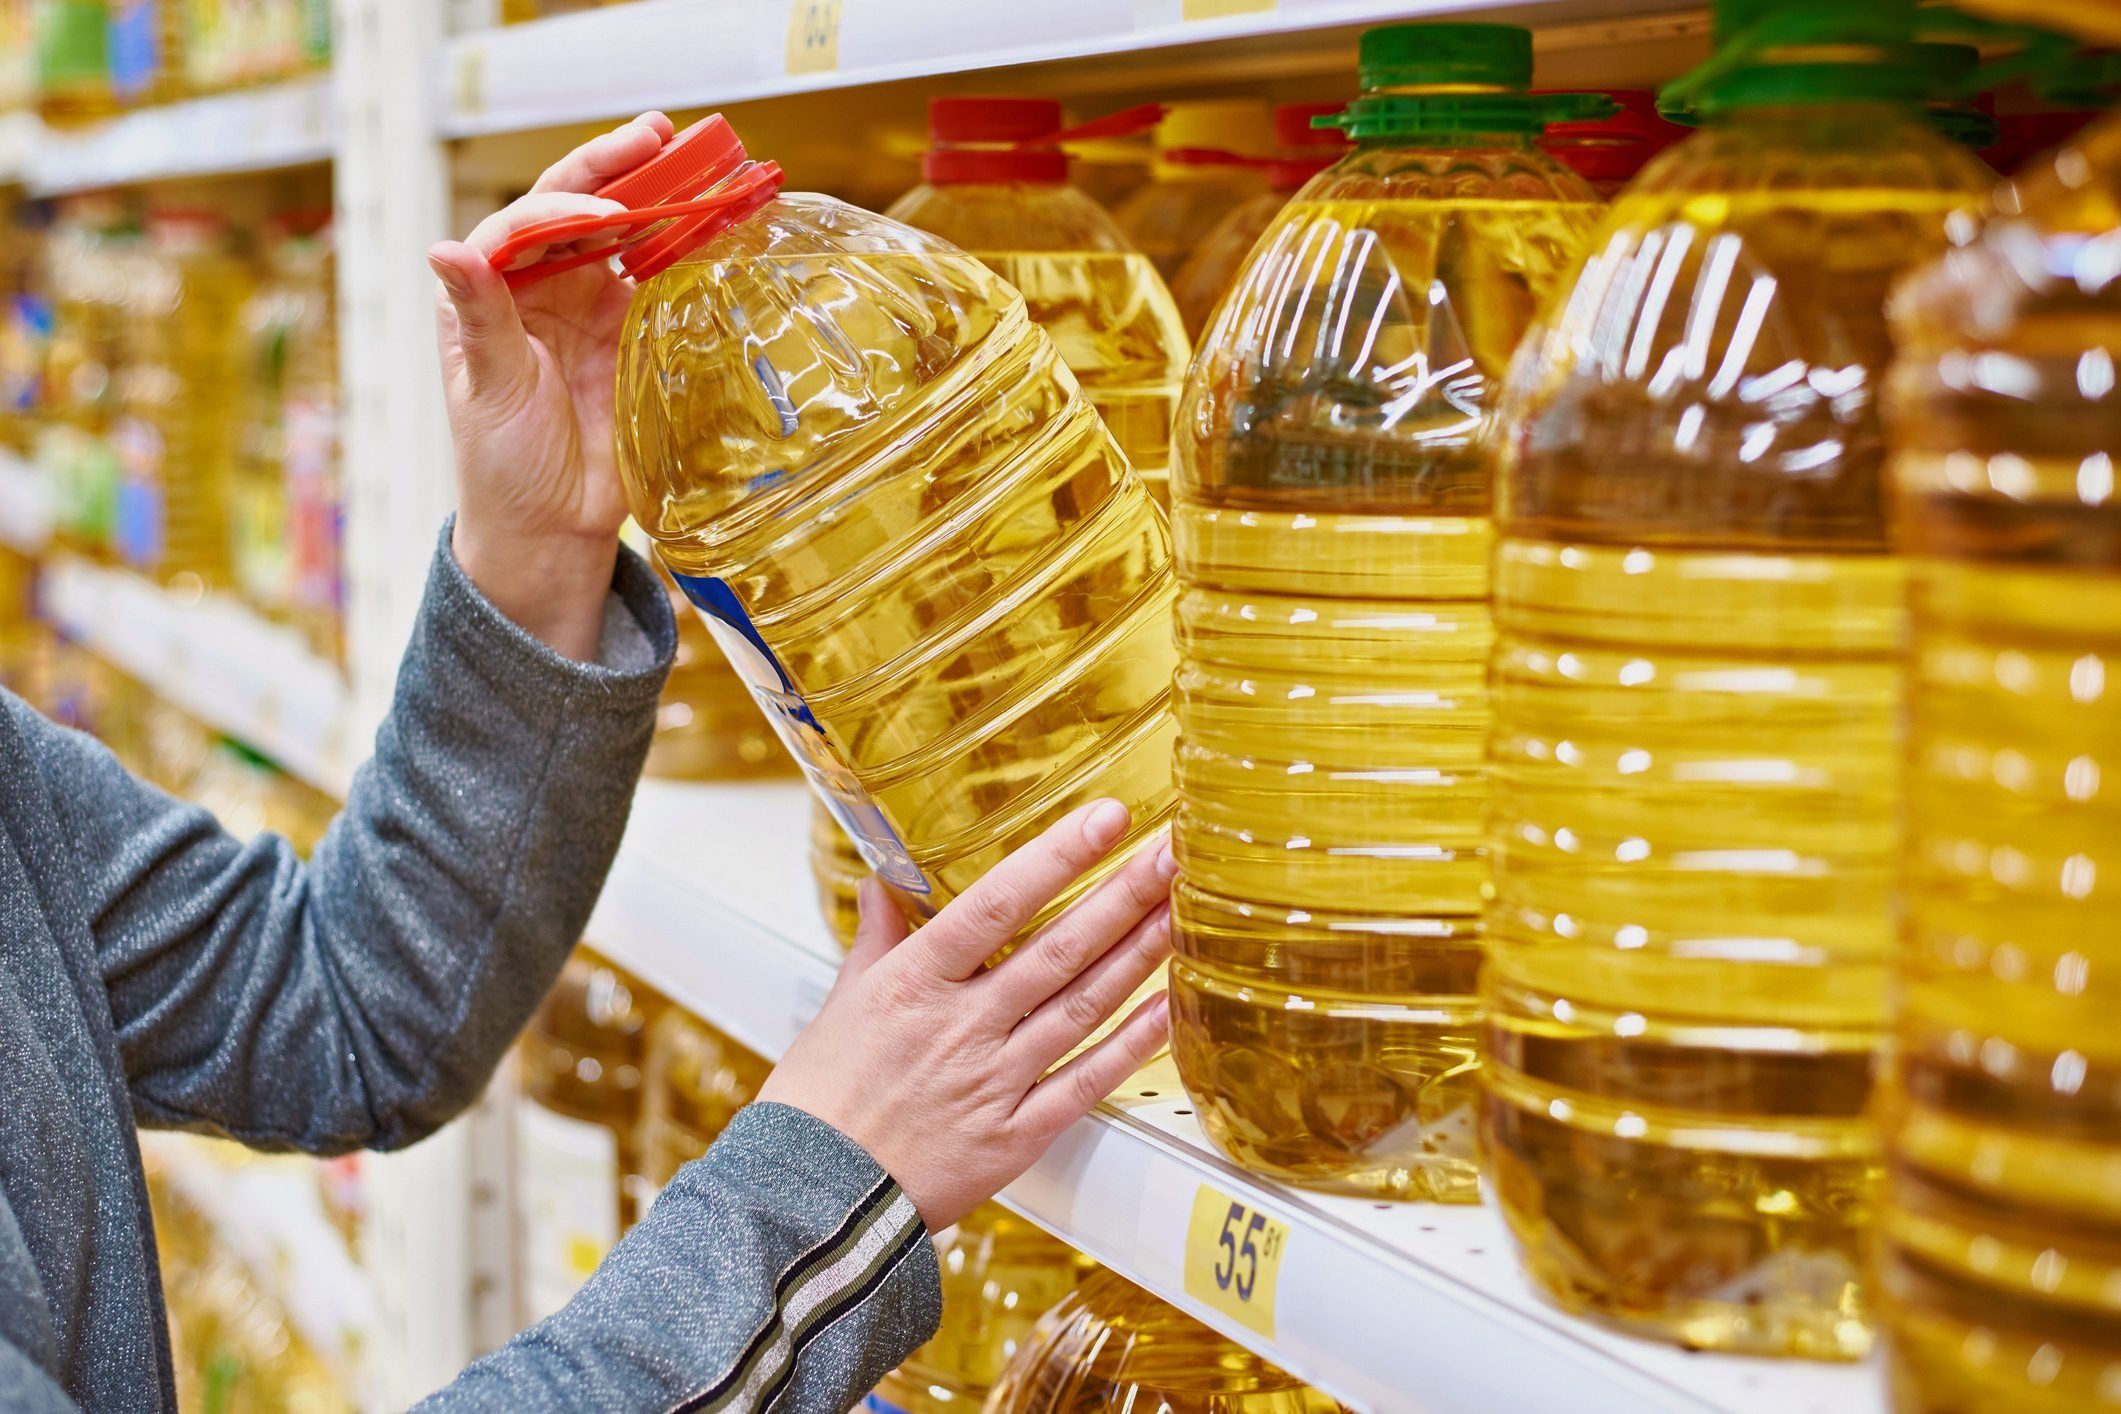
[37,549,357,797]
[439,0,1700,137]
[22,75,334,195]
[589,778,1887,1414]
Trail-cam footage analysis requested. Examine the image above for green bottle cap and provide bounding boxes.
[1914,42,2001,147]
[1358,23,1532,90]
[1320,22,1616,143]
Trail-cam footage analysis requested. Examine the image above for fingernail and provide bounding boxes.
[428,255,472,303]
[1154,836,1177,881]
[1082,799,1129,849]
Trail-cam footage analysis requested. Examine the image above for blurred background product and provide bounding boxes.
[810,795,867,951]
[887,97,1192,508]
[1534,88,1685,196]
[634,1007,771,1210]
[1114,100,1273,282]
[1167,22,1601,1202]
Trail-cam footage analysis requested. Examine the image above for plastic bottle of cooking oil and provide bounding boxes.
[108,0,185,107]
[811,796,868,951]
[1534,89,1685,198]
[1168,102,1349,340]
[983,1266,1346,1413]
[1879,44,2121,1412]
[1114,101,1274,283]
[113,210,248,593]
[269,217,344,663]
[1167,24,1602,1201]
[609,116,1176,935]
[1482,0,1995,1358]
[516,949,663,1323]
[35,0,117,125]
[635,1007,770,1209]
[42,200,130,558]
[886,98,1192,508]
[866,1203,1089,1413]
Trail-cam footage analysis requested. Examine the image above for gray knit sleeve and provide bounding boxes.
[36,522,676,1152]
[427,1103,943,1414]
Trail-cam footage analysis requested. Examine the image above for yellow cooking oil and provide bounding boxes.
[866,1204,1089,1413]
[1113,100,1273,283]
[1482,0,1994,1357]
[1880,103,2121,1411]
[983,1266,1347,1413]
[886,98,1191,506]
[1167,24,1601,1201]
[810,795,867,951]
[615,119,1176,939]
[635,1006,770,1203]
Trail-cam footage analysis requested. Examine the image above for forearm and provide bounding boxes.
[424,1104,941,1413]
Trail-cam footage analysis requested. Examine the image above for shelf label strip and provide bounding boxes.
[786,0,844,76]
[1183,1183,1290,1340]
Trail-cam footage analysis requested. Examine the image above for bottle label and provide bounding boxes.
[668,570,931,898]
[108,1,162,101]
[515,1099,621,1324]
[110,417,164,571]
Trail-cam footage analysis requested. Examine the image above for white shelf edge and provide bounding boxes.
[23,75,334,195]
[438,0,1700,138]
[586,777,1885,1414]
[29,520,357,798]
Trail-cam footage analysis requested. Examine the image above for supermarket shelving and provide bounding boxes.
[20,75,334,195]
[592,777,1887,1414]
[439,0,1703,137]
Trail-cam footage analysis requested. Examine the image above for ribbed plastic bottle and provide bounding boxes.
[982,1267,1346,1413]
[35,0,116,125]
[1880,62,2121,1413]
[1483,0,1994,1357]
[636,1007,771,1205]
[1534,89,1685,198]
[1168,102,1349,340]
[886,98,1192,508]
[811,796,868,951]
[1167,24,1603,1201]
[516,950,662,1322]
[605,116,1176,932]
[865,1204,1089,1414]
[1113,100,1274,282]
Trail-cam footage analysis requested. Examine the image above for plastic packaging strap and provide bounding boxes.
[484,160,785,289]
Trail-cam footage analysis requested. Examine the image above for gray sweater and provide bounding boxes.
[0,529,941,1411]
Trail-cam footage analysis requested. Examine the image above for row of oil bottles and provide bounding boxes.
[0,189,345,660]
[0,590,371,1414]
[586,0,2121,1407]
[2,0,333,122]
[520,947,1351,1414]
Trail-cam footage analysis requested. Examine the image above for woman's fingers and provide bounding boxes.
[984,832,1174,1017]
[428,239,534,398]
[1006,900,1172,1079]
[909,799,1133,981]
[462,191,629,267]
[832,876,910,996]
[531,112,675,195]
[1014,992,1172,1143]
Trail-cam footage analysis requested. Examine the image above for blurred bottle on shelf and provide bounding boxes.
[0,194,53,458]
[35,0,117,124]
[613,115,1175,943]
[644,567,790,780]
[1482,0,1994,1358]
[180,0,328,93]
[1879,52,2121,1413]
[810,795,866,951]
[984,1267,1347,1413]
[108,0,184,107]
[0,1,37,113]
[887,97,1192,507]
[41,198,129,555]
[515,948,661,1323]
[1114,100,1273,282]
[112,209,249,593]
[867,1203,1090,1414]
[1534,89,1685,197]
[1167,101,1349,339]
[634,1007,770,1210]
[1167,23,1602,1202]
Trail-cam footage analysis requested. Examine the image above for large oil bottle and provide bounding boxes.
[1879,58,2121,1414]
[886,98,1192,507]
[515,949,662,1324]
[866,1204,1089,1413]
[611,117,1175,935]
[982,1267,1346,1413]
[1482,0,1994,1358]
[1113,100,1273,283]
[1168,102,1349,340]
[1167,24,1602,1201]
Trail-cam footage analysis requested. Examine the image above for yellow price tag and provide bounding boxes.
[1183,1185,1290,1340]
[785,0,843,76]
[1182,0,1275,19]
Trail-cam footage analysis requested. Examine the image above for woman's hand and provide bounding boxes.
[427,112,675,661]
[760,800,1176,1231]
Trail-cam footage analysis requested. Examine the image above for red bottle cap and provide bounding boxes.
[486,114,785,287]
[920,98,1163,185]
[1536,88,1685,186]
